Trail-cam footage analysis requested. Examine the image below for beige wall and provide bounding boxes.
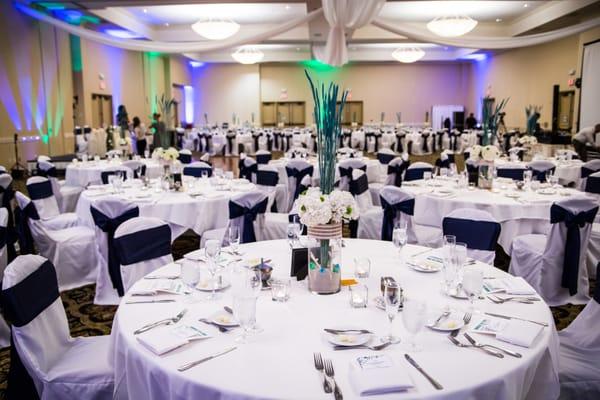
[260,62,474,124]
[191,63,260,125]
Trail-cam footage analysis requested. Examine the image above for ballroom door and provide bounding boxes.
[91,94,113,128]
[558,90,575,131]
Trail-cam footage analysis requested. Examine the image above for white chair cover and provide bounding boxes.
[15,192,97,291]
[114,217,173,293]
[285,159,313,211]
[580,159,600,191]
[178,149,193,164]
[510,197,598,306]
[442,208,500,264]
[338,158,367,191]
[256,165,286,213]
[404,161,434,181]
[558,267,600,399]
[100,165,133,184]
[122,160,145,178]
[527,160,556,181]
[183,161,213,178]
[90,198,140,305]
[0,208,9,347]
[38,161,82,213]
[1,255,113,399]
[349,169,373,212]
[26,176,60,220]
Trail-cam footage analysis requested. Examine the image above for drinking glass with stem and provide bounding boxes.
[383,281,402,344]
[228,226,240,255]
[205,239,222,300]
[392,221,408,262]
[462,268,484,313]
[232,292,257,344]
[181,259,201,303]
[402,297,428,351]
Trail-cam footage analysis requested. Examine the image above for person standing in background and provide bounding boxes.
[116,105,129,139]
[443,117,451,131]
[133,117,146,156]
[466,113,477,129]
[573,124,600,161]
[151,113,168,149]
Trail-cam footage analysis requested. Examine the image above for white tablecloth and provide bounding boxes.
[66,160,162,187]
[112,239,559,400]
[75,179,261,236]
[404,178,590,250]
[494,158,583,186]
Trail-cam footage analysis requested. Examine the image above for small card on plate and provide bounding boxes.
[349,355,414,396]
[483,277,536,295]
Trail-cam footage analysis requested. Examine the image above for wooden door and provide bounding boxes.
[101,96,113,126]
[558,91,575,131]
[349,102,363,124]
[277,103,291,125]
[290,102,305,125]
[262,102,276,125]
[91,94,101,127]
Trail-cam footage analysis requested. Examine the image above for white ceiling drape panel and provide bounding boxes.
[317,0,386,66]
[15,2,323,54]
[372,16,600,50]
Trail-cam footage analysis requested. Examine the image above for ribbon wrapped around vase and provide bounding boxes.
[550,204,598,295]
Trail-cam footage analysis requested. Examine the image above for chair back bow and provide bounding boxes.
[550,204,598,295]
[377,152,396,165]
[178,153,192,164]
[286,166,314,201]
[404,167,432,182]
[256,170,279,187]
[101,170,127,185]
[36,164,57,178]
[442,217,501,251]
[228,197,269,243]
[27,180,53,200]
[256,153,272,164]
[585,174,600,194]
[421,133,430,153]
[387,163,406,187]
[91,206,139,296]
[380,197,414,241]
[183,165,213,178]
[238,160,258,180]
[349,173,369,196]
[114,224,171,266]
[338,165,366,179]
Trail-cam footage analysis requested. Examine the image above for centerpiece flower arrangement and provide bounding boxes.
[301,71,355,294]
[469,145,501,189]
[518,135,538,146]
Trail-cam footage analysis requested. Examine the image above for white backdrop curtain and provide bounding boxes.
[315,0,386,66]
[15,3,323,54]
[372,16,600,50]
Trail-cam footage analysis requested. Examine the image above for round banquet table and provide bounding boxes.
[65,159,163,187]
[404,177,590,250]
[494,158,583,187]
[75,178,263,237]
[111,239,559,400]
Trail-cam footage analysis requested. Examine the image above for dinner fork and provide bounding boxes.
[134,309,187,335]
[313,353,332,394]
[447,335,504,358]
[324,359,343,400]
[487,294,539,304]
[463,333,522,358]
[450,312,472,337]
[333,341,392,351]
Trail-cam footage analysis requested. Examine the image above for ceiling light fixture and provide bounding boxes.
[143,8,147,13]
[496,18,502,22]
[523,3,529,8]
[231,46,264,64]
[392,47,425,63]
[426,15,478,37]
[192,18,240,40]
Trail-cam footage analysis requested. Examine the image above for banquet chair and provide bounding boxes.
[114,217,173,293]
[178,149,192,164]
[25,177,79,227]
[255,166,286,213]
[377,148,397,165]
[510,197,598,306]
[527,160,556,182]
[0,174,17,261]
[557,263,600,400]
[15,192,97,290]
[200,192,272,248]
[435,151,456,174]
[238,156,258,181]
[100,166,133,184]
[508,147,525,161]
[579,160,600,190]
[0,255,114,399]
[0,208,10,348]
[90,198,140,304]
[496,164,526,181]
[404,162,433,181]
[369,156,406,207]
[183,161,213,178]
[255,150,272,165]
[442,209,501,264]
[349,170,374,238]
[285,159,314,211]
[584,172,600,278]
[122,160,146,179]
[338,159,367,192]
[37,161,82,213]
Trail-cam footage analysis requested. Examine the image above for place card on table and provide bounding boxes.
[290,247,308,280]
[130,280,189,296]
[483,277,536,295]
[470,318,543,348]
[137,324,211,355]
[349,354,414,396]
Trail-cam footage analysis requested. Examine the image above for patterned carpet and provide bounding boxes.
[0,151,591,397]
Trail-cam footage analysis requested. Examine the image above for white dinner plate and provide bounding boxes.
[537,188,556,195]
[505,192,521,199]
[210,313,239,327]
[325,331,371,347]
[196,279,231,292]
[407,260,442,273]
[135,192,152,199]
[427,311,465,332]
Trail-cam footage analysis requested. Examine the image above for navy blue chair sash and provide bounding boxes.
[404,167,431,182]
[421,134,430,153]
[178,153,192,164]
[253,135,260,152]
[238,161,257,180]
[37,164,57,178]
[183,166,213,178]
[256,170,279,186]
[585,175,600,194]
[387,164,406,187]
[349,174,369,196]
[226,135,235,154]
[256,154,272,165]
[228,197,268,243]
[466,164,478,184]
[338,165,366,179]
[132,165,147,179]
[497,168,525,181]
[529,167,555,182]
[395,135,404,153]
[435,158,450,169]
[364,133,374,152]
[273,132,281,149]
[0,185,17,261]
[380,197,414,241]
[101,170,126,185]
[0,226,6,249]
[377,153,395,165]
[15,202,40,255]
[284,135,292,152]
[91,206,139,296]
[27,181,53,200]
[442,217,501,251]
[581,166,598,179]
[114,224,171,266]
[286,166,314,201]
[550,204,598,295]
[595,263,600,304]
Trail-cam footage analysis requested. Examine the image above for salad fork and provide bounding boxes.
[134,309,187,335]
[463,333,522,358]
[447,335,504,358]
[313,353,332,394]
[324,359,343,400]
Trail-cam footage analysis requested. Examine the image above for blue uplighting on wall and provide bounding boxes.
[53,9,83,24]
[189,61,205,68]
[468,52,491,121]
[184,85,194,124]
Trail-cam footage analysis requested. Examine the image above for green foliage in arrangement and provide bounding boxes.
[482,96,509,146]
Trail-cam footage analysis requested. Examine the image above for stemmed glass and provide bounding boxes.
[402,298,428,351]
[232,293,257,344]
[292,215,304,244]
[442,235,457,294]
[383,281,402,344]
[228,226,240,255]
[205,239,222,300]
[392,223,408,262]
[181,259,200,303]
[287,223,297,247]
[354,257,371,281]
[454,242,468,281]
[523,170,533,190]
[462,268,483,313]
[248,267,264,334]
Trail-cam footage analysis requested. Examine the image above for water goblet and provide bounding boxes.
[383,281,402,344]
[287,224,297,247]
[205,239,222,300]
[228,226,240,255]
[181,259,200,303]
[201,170,209,180]
[392,227,408,262]
[402,298,428,351]
[232,293,257,344]
[462,268,484,313]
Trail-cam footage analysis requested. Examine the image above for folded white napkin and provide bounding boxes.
[137,324,210,355]
[349,355,414,396]
[483,277,536,295]
[496,319,543,348]
[130,280,188,296]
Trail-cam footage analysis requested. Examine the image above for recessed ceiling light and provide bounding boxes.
[523,3,528,8]
[296,47,300,51]
[143,8,147,13]
[285,5,290,10]
[496,18,502,22]
[164,22,169,27]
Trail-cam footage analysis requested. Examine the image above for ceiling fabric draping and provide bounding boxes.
[315,0,386,66]
[14,2,323,54]
[372,16,600,50]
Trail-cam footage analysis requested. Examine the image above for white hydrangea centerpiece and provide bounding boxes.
[481,145,500,162]
[518,136,538,146]
[297,188,359,227]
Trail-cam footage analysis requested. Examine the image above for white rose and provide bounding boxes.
[481,145,500,162]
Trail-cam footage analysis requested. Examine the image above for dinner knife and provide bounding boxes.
[404,354,443,390]
[177,347,237,372]
[484,312,549,327]
[125,299,176,304]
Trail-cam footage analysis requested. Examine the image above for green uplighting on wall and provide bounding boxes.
[300,59,339,72]
[69,35,82,72]
[38,2,66,10]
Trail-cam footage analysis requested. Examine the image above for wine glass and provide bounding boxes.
[442,244,457,295]
[291,215,303,243]
[248,267,264,333]
[393,225,408,260]
[354,257,371,281]
[201,170,209,180]
[232,293,257,344]
[462,268,483,313]
[108,174,117,191]
[523,170,533,190]
[205,239,222,300]
[402,298,428,351]
[383,281,402,344]
[144,149,150,159]
[286,223,297,247]
[454,242,468,281]
[181,259,200,303]
[423,171,432,185]
[228,226,240,255]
